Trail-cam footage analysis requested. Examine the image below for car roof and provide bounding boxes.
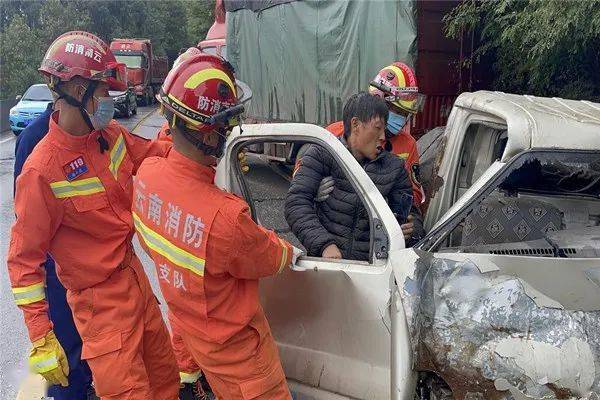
[455,91,600,159]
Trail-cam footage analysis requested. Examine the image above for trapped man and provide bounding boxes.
[285,92,413,261]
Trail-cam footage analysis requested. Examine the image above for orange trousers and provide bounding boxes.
[169,312,202,381]
[67,255,180,400]
[175,308,291,400]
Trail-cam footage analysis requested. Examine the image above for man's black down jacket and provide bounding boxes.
[285,142,413,261]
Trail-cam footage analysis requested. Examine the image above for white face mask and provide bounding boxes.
[86,96,114,130]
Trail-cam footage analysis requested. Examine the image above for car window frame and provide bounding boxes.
[420,148,600,252]
[228,136,394,267]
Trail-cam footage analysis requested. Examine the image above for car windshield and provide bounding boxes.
[426,149,600,257]
[115,54,144,69]
[499,153,600,197]
[22,85,52,101]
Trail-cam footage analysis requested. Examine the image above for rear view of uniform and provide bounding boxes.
[133,53,295,399]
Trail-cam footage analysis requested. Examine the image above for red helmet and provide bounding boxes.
[158,53,246,133]
[39,31,127,91]
[369,62,425,114]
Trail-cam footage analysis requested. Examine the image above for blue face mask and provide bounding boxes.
[386,111,407,135]
[87,97,114,130]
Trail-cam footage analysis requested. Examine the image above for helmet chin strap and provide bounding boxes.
[52,80,98,131]
[171,115,225,158]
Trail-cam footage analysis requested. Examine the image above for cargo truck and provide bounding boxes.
[110,38,169,106]
[202,0,490,164]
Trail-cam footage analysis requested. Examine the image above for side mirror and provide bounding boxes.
[15,95,22,101]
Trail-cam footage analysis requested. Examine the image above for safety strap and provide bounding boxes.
[170,114,227,158]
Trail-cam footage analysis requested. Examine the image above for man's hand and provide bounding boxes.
[401,214,415,241]
[290,246,307,271]
[322,243,342,259]
[316,176,335,202]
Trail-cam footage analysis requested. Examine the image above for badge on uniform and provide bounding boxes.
[63,156,88,181]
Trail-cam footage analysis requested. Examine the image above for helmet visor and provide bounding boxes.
[235,79,253,104]
[93,62,128,91]
[370,81,426,113]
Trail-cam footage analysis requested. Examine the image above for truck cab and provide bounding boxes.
[197,0,227,59]
[110,38,168,106]
[215,91,600,399]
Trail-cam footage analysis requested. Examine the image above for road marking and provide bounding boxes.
[131,107,160,135]
[0,135,16,145]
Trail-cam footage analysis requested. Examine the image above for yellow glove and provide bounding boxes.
[29,330,69,387]
[238,149,249,174]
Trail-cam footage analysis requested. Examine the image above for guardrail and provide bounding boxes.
[0,98,19,133]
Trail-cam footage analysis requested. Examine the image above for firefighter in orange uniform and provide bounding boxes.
[133,54,297,399]
[7,31,180,399]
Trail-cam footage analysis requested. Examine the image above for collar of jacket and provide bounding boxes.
[166,148,216,184]
[47,111,104,152]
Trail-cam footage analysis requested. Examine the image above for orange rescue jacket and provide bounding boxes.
[133,149,293,344]
[8,112,171,341]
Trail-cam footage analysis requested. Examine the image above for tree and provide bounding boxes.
[0,14,43,99]
[444,0,600,100]
[0,0,216,99]
[38,0,91,46]
[184,0,214,45]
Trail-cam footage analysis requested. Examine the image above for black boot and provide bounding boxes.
[179,377,214,400]
[87,385,100,400]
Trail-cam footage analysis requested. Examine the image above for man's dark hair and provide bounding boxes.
[342,91,388,138]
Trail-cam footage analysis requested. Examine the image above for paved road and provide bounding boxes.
[0,105,291,399]
[0,105,160,399]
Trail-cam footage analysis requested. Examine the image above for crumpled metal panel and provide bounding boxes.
[402,252,600,399]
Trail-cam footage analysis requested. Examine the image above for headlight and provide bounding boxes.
[10,108,18,115]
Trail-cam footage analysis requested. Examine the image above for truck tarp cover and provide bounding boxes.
[226,0,416,125]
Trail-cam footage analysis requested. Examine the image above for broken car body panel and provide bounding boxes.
[425,91,600,232]
[396,251,600,399]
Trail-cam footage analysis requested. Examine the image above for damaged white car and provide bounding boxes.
[215,91,600,400]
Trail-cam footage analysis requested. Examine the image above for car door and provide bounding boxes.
[216,123,415,400]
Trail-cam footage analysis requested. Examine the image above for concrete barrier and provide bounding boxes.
[0,97,19,133]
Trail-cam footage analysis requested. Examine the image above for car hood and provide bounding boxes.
[14,100,52,113]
